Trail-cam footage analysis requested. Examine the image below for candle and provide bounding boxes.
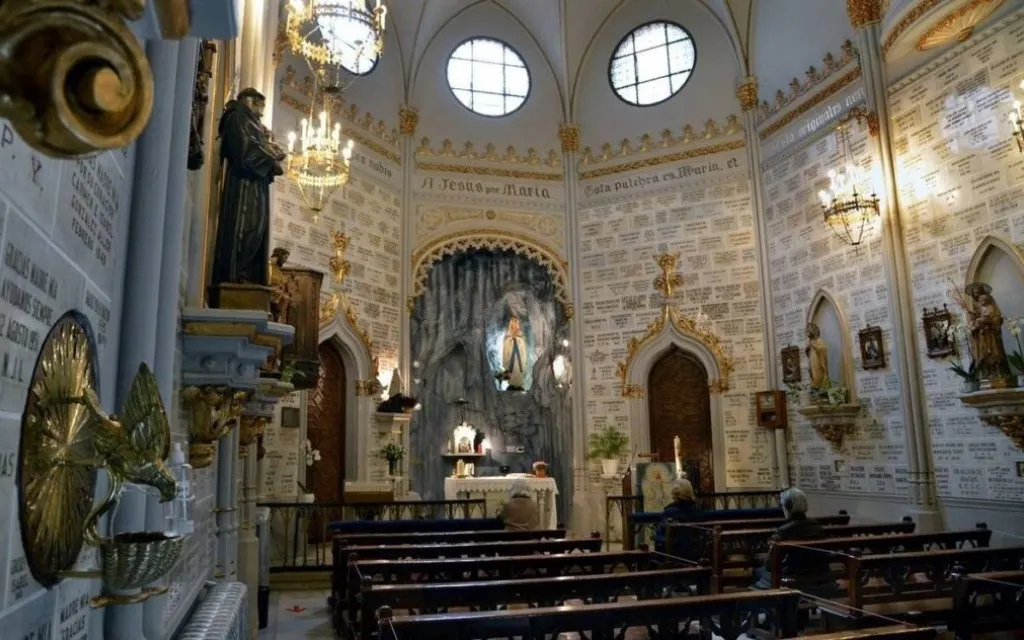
[673,436,683,480]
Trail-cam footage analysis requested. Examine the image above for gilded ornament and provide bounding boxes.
[410,230,573,320]
[708,379,731,393]
[558,123,581,153]
[916,0,1004,51]
[736,77,760,112]
[846,0,883,29]
[882,0,943,55]
[183,386,250,469]
[838,106,880,137]
[238,416,268,450]
[759,68,863,140]
[399,105,419,137]
[654,253,684,297]
[329,231,351,283]
[757,42,858,124]
[579,117,744,167]
[579,140,746,181]
[0,0,155,157]
[415,137,562,169]
[320,293,340,325]
[979,415,1024,450]
[20,312,184,604]
[269,247,295,325]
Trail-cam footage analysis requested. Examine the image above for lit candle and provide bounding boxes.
[287,131,296,153]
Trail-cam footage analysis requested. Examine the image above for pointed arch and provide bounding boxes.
[319,312,375,480]
[807,288,857,399]
[965,234,1024,286]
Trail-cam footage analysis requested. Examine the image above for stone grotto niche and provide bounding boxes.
[410,248,572,519]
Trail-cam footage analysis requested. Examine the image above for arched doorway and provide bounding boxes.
[647,347,714,493]
[308,342,347,503]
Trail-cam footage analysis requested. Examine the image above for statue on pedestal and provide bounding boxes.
[965,283,1012,385]
[498,316,528,391]
[209,87,286,309]
[268,247,294,324]
[805,322,829,390]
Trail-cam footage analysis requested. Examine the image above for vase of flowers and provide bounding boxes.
[379,442,405,476]
[1007,318,1024,388]
[300,439,320,501]
[947,321,979,393]
[588,425,629,476]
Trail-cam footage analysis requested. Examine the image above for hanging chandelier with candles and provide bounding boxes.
[1010,80,1024,153]
[285,90,354,223]
[285,0,387,76]
[817,122,879,248]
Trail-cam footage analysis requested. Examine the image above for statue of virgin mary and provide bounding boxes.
[500,316,528,391]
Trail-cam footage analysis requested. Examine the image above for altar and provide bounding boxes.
[444,476,558,529]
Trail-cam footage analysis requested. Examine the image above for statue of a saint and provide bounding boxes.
[210,88,286,298]
[805,322,830,390]
[268,247,294,324]
[500,316,528,391]
[965,283,1011,383]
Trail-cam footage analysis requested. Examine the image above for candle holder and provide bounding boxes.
[284,85,354,222]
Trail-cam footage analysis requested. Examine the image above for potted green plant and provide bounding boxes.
[1007,318,1024,387]
[948,321,979,393]
[379,442,405,476]
[588,425,629,476]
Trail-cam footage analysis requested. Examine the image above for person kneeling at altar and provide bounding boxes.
[752,487,835,595]
[653,479,701,560]
[499,482,540,531]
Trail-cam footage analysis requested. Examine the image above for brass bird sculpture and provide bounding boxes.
[80,363,177,540]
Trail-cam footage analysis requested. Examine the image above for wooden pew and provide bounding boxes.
[333,526,567,549]
[379,588,803,639]
[332,534,599,611]
[706,520,918,589]
[358,565,712,638]
[950,568,1024,639]
[769,526,995,590]
[782,626,937,639]
[337,548,658,631]
[819,545,1024,630]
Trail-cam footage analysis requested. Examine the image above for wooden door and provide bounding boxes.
[308,342,347,503]
[647,347,714,493]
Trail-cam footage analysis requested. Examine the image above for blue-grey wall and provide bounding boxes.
[410,250,572,519]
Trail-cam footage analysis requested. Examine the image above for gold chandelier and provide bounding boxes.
[285,89,354,222]
[817,123,879,248]
[285,0,387,76]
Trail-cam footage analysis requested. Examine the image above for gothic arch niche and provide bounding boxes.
[319,311,374,480]
[622,324,727,492]
[807,289,856,396]
[965,234,1024,354]
[647,347,714,493]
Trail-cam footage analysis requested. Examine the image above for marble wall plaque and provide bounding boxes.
[55,579,95,640]
[0,588,56,639]
[580,150,745,204]
[0,120,61,232]
[0,416,16,609]
[890,16,1024,502]
[53,152,129,296]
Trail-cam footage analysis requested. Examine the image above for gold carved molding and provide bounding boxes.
[238,416,268,452]
[615,254,734,399]
[882,0,944,55]
[409,230,573,319]
[847,0,883,28]
[558,123,581,153]
[838,106,880,137]
[736,77,760,112]
[916,0,1005,51]
[578,139,746,181]
[759,67,863,141]
[757,41,858,124]
[580,116,743,166]
[415,138,563,169]
[399,105,420,137]
[416,205,563,250]
[183,386,249,469]
[0,0,156,158]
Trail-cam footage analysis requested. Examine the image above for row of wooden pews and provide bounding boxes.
[323,509,956,639]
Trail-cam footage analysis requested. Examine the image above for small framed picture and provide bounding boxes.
[781,345,801,384]
[923,305,953,358]
[281,406,301,429]
[859,325,885,370]
[1016,461,1024,478]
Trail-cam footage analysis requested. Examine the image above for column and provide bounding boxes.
[737,76,789,489]
[846,0,939,523]
[559,122,587,530]
[399,105,418,483]
[107,38,181,640]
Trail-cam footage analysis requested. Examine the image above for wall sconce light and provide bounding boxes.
[1010,82,1024,153]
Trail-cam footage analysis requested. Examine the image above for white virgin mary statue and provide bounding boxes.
[501,316,528,390]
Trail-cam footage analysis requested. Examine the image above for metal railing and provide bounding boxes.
[605,490,781,549]
[257,499,487,570]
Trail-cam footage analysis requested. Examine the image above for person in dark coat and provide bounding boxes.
[753,487,834,594]
[653,479,701,560]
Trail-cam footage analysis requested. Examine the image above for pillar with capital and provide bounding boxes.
[845,0,940,525]
[736,75,788,489]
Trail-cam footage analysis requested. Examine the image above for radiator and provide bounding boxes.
[174,583,248,640]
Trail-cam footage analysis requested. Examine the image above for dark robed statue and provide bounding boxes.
[210,88,285,293]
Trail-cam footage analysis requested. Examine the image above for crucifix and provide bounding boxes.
[653,253,684,298]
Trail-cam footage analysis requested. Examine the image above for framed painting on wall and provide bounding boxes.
[781,345,801,384]
[859,325,885,370]
[923,305,952,358]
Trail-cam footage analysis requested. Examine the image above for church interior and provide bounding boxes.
[1,0,1024,638]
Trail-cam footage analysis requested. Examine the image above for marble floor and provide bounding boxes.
[258,590,334,639]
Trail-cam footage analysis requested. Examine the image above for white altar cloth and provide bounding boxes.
[444,476,559,529]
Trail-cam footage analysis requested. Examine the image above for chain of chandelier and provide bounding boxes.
[817,122,879,249]
[283,0,388,222]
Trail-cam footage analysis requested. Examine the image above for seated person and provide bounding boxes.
[653,479,701,560]
[499,483,539,531]
[753,487,835,594]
